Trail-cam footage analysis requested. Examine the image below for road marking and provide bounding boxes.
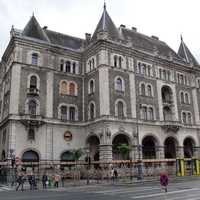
[169,192,200,200]
[131,188,198,199]
[93,186,160,194]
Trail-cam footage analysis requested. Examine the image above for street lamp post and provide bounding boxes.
[135,106,143,180]
[85,149,90,185]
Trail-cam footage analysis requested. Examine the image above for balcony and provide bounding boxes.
[27,88,39,96]
[20,114,44,128]
[161,120,181,133]
[162,100,173,107]
[61,114,68,121]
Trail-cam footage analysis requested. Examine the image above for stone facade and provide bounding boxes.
[0,6,200,163]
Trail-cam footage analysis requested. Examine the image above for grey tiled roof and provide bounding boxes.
[91,6,119,41]
[44,29,84,50]
[178,39,199,65]
[22,16,49,42]
[121,28,179,60]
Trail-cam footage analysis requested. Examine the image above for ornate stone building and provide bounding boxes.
[0,5,200,163]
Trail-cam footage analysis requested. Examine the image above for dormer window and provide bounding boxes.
[32,53,38,65]
[66,61,71,72]
[119,56,122,68]
[60,60,64,71]
[114,55,117,67]
[72,62,76,73]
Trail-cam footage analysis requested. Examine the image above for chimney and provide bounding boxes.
[120,24,126,28]
[85,33,91,41]
[43,26,48,30]
[131,27,137,32]
[151,35,159,40]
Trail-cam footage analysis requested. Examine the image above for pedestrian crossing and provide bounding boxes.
[0,186,14,192]
[89,186,200,200]
[54,184,200,200]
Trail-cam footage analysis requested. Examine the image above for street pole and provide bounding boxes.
[86,149,90,185]
[136,106,143,180]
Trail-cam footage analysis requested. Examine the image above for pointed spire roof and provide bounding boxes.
[178,35,199,65]
[91,3,119,41]
[22,15,49,42]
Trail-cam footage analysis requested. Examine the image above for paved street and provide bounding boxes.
[1,178,200,200]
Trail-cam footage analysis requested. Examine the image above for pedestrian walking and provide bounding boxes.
[114,169,118,182]
[16,172,25,191]
[32,174,37,190]
[27,172,33,190]
[54,173,60,188]
[42,173,48,189]
[61,173,65,187]
[111,167,114,183]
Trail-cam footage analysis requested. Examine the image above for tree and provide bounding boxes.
[117,143,131,160]
[72,148,83,161]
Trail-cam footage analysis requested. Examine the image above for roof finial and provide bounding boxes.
[104,0,106,10]
[180,34,183,42]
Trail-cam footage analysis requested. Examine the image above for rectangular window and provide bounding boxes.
[32,53,38,65]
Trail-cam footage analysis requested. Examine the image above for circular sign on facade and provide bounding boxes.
[64,131,72,142]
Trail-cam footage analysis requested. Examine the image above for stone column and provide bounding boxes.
[157,146,165,159]
[99,127,112,162]
[177,146,184,158]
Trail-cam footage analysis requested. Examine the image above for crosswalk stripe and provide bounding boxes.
[93,187,161,195]
[131,188,198,199]
[170,193,200,200]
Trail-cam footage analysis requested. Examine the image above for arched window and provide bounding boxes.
[149,107,154,120]
[185,93,189,104]
[28,128,35,141]
[60,105,67,120]
[188,113,192,124]
[117,101,124,118]
[159,68,162,79]
[180,92,184,104]
[182,112,186,124]
[89,80,95,94]
[92,58,95,69]
[32,53,38,65]
[163,70,166,80]
[138,62,141,73]
[60,59,64,71]
[119,56,122,68]
[147,66,151,76]
[114,55,118,67]
[90,103,95,120]
[60,81,68,95]
[72,62,76,74]
[69,82,76,96]
[28,99,37,115]
[66,61,71,73]
[30,76,37,89]
[116,78,123,91]
[140,106,147,120]
[140,83,145,96]
[88,60,92,71]
[147,85,152,97]
[69,107,75,121]
[142,64,146,75]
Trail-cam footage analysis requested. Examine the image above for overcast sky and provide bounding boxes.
[0,0,200,62]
